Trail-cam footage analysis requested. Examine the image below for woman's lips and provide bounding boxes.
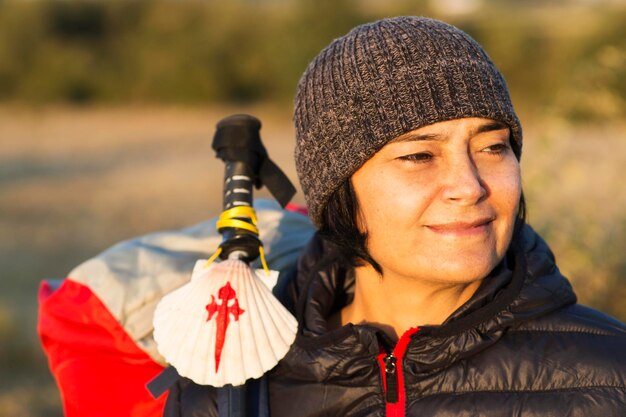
[425,218,494,237]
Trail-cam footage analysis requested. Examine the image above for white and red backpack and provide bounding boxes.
[38,200,314,417]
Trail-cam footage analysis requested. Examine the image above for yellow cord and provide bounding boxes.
[204,247,223,268]
[216,218,258,234]
[206,206,269,271]
[216,206,260,234]
[259,245,270,276]
[220,206,258,225]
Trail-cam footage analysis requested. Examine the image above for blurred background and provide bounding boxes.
[0,0,624,415]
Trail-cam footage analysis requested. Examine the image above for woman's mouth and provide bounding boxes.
[425,217,494,237]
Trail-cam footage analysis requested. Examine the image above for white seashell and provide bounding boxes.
[153,259,298,387]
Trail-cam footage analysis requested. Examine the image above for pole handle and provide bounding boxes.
[212,115,264,262]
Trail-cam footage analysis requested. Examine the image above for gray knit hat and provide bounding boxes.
[294,16,522,228]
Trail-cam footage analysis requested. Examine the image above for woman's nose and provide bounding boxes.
[440,154,487,205]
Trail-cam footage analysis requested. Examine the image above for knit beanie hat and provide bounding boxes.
[294,16,522,228]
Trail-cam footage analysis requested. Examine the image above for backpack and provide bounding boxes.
[38,200,314,417]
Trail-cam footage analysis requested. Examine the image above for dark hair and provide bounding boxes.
[319,136,526,274]
[319,180,383,274]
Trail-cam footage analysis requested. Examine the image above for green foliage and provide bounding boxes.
[0,0,624,119]
[0,0,367,104]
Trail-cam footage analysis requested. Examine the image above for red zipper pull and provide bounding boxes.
[383,354,398,403]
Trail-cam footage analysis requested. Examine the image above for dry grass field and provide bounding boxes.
[0,106,624,415]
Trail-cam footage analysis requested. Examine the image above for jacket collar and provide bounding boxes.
[288,224,576,368]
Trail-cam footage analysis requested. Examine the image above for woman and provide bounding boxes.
[165,16,625,416]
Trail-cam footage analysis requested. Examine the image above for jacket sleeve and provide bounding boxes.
[163,378,219,417]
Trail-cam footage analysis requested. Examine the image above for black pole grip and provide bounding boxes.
[219,160,261,262]
[212,115,263,262]
[212,114,296,208]
[213,114,263,210]
[213,114,263,179]
[223,161,254,211]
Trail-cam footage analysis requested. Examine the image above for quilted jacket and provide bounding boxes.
[164,225,626,416]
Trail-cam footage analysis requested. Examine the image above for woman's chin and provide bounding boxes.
[390,252,503,286]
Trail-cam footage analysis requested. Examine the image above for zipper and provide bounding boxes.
[377,327,419,417]
[383,354,398,403]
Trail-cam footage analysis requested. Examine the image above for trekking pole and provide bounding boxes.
[152,114,296,417]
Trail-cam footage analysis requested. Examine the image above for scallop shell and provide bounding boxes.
[153,259,297,387]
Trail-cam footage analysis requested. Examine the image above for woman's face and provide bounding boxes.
[351,117,521,285]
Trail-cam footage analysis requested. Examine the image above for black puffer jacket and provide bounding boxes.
[164,226,626,416]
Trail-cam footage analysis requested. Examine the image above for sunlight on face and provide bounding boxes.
[351,117,521,285]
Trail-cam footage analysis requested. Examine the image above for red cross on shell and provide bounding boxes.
[205,282,245,372]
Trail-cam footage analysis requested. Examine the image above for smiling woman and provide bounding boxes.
[342,117,522,336]
[164,16,626,417]
[354,118,520,283]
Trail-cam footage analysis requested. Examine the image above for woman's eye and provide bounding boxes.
[481,143,510,155]
[398,152,433,163]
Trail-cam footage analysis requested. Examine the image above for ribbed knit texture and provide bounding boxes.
[294,16,522,228]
